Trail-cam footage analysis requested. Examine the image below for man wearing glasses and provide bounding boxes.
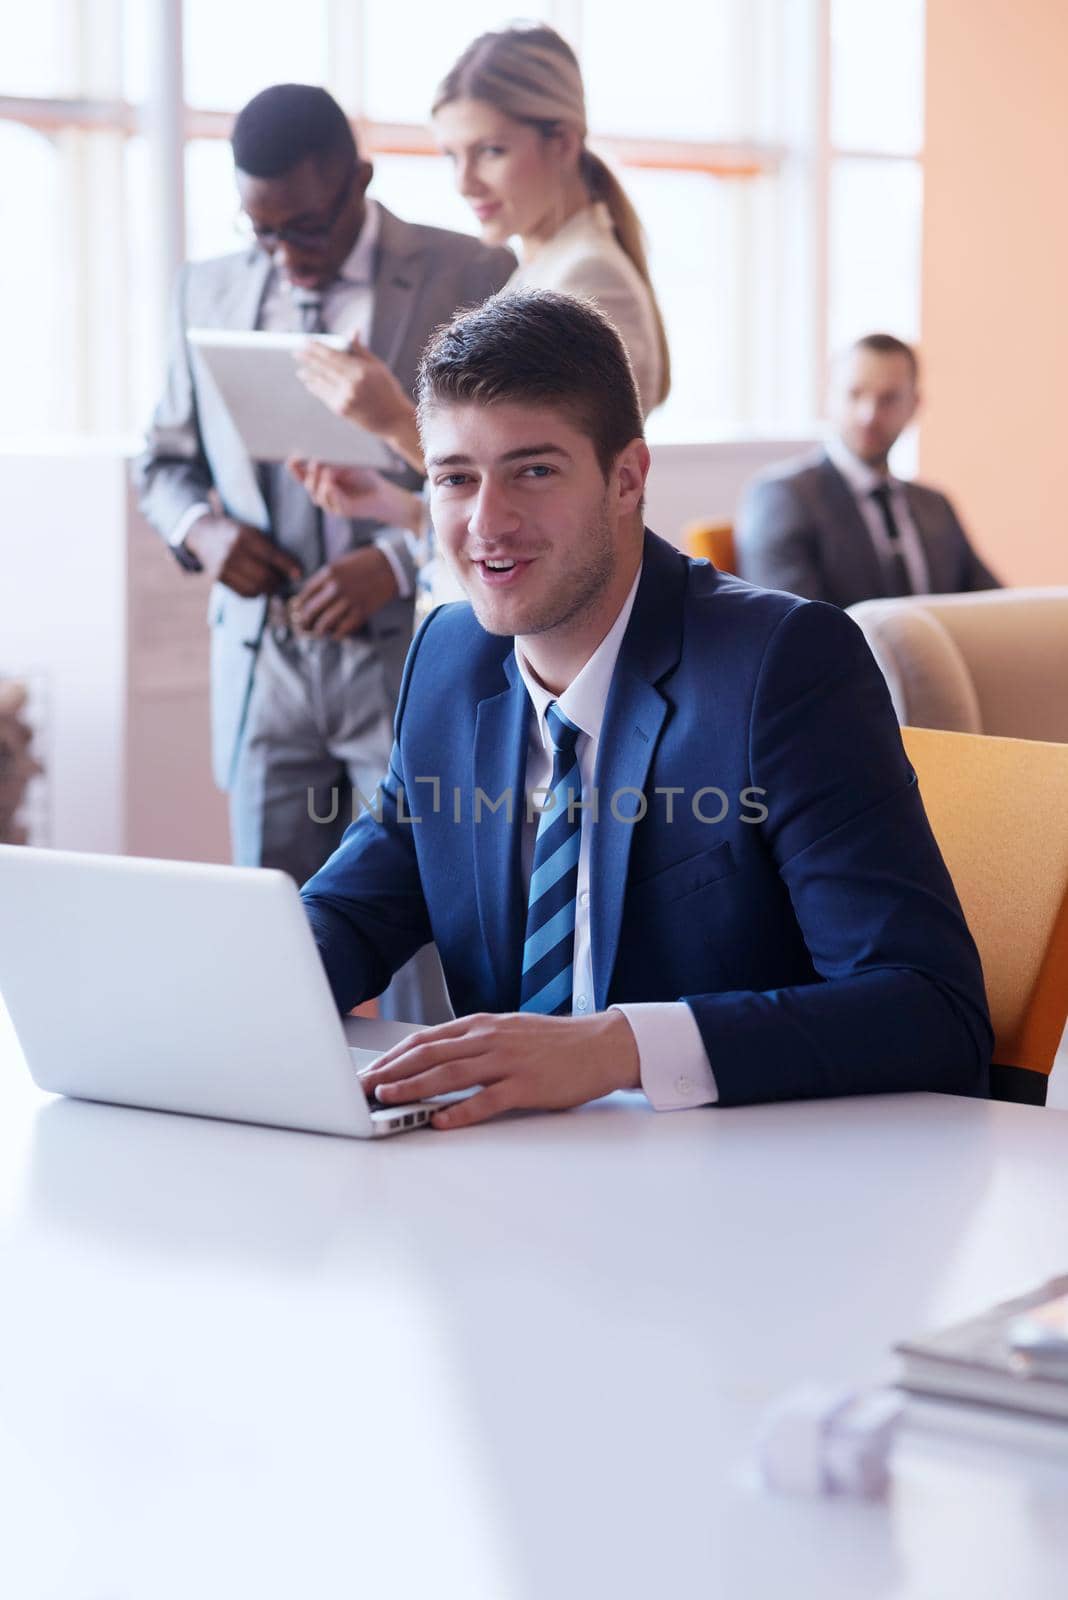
[135,84,513,1020]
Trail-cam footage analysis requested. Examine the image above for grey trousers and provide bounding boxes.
[229,622,452,1026]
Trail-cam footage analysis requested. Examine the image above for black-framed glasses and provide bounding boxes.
[240,165,357,251]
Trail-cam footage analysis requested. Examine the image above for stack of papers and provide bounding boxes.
[896,1275,1068,1423]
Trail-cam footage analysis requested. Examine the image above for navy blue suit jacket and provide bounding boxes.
[302,531,992,1106]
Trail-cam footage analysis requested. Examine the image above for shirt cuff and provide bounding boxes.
[169,500,212,550]
[373,529,414,599]
[610,1002,719,1111]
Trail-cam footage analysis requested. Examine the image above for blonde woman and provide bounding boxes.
[434,22,669,413]
[291,23,669,562]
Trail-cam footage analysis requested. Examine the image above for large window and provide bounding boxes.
[0,0,925,444]
[828,0,925,353]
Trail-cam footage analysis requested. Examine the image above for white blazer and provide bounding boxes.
[507,202,664,417]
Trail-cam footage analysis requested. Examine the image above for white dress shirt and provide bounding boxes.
[825,436,930,595]
[513,566,719,1112]
[171,201,411,596]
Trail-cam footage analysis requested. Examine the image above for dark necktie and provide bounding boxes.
[292,291,328,571]
[520,703,583,1015]
[870,484,912,598]
[294,288,356,568]
[293,288,324,336]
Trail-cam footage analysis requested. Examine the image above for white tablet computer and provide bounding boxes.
[189,328,396,469]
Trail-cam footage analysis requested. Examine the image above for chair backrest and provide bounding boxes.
[684,520,736,574]
[902,725,1068,1103]
[848,588,1068,742]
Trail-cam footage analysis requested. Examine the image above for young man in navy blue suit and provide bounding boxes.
[301,290,991,1129]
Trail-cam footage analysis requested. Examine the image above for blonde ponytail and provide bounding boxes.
[581,150,671,406]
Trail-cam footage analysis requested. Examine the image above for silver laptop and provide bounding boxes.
[0,845,435,1138]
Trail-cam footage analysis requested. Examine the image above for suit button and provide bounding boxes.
[675,1075,692,1096]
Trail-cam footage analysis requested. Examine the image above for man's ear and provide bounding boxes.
[357,159,374,198]
[614,439,651,516]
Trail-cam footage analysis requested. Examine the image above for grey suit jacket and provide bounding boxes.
[133,206,514,790]
[735,449,1001,608]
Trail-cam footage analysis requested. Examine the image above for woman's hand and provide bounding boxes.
[287,459,423,533]
[294,335,424,471]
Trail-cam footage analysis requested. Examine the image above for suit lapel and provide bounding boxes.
[591,673,669,1008]
[220,248,273,331]
[472,658,531,1008]
[201,252,274,527]
[905,485,949,592]
[816,454,887,602]
[368,207,429,384]
[590,534,685,1007]
[244,255,275,520]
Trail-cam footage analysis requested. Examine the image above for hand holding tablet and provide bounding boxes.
[294,333,414,439]
[188,329,397,469]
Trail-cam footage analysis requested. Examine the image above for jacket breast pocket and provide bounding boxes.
[628,839,737,911]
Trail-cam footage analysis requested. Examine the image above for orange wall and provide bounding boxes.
[920,0,1068,584]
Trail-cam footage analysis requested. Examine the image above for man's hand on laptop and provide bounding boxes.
[357,1011,641,1130]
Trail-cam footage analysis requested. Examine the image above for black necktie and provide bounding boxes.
[293,288,355,567]
[293,288,324,336]
[292,291,327,571]
[870,484,912,598]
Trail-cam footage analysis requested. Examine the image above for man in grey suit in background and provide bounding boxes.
[135,84,513,1020]
[736,333,1000,606]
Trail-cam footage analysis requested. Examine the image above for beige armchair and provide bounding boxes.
[847,588,1068,740]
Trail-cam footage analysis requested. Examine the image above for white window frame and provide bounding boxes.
[0,0,923,438]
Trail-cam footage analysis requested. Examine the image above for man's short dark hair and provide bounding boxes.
[853,332,920,386]
[416,289,644,478]
[231,84,357,178]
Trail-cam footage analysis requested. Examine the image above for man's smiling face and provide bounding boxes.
[423,400,627,643]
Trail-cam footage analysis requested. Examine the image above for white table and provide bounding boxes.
[2,1002,1068,1599]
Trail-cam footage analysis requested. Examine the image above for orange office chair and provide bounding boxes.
[902,726,1068,1105]
[684,519,736,574]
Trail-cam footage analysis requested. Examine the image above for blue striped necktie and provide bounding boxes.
[520,702,583,1015]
